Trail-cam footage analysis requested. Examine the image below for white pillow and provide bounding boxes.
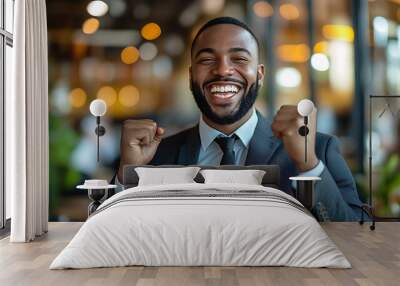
[200,169,266,185]
[135,167,201,186]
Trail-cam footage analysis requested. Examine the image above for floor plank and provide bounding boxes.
[0,222,399,286]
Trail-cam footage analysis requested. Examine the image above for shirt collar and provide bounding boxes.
[198,108,258,151]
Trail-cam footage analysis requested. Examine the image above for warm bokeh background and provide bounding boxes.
[46,0,400,221]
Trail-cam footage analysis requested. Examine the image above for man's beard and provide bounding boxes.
[190,75,260,125]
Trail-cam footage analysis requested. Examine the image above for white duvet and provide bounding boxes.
[50,183,351,269]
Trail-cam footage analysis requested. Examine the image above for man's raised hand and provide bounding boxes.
[271,105,319,172]
[118,119,164,181]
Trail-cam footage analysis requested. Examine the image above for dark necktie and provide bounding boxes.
[215,135,237,165]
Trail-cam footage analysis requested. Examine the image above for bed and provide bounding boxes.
[50,165,350,269]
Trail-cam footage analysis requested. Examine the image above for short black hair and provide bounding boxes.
[191,16,260,58]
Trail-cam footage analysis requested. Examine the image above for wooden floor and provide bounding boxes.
[0,222,399,286]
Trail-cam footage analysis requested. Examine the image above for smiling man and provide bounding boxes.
[116,17,365,221]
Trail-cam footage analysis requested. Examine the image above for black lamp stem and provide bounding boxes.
[96,116,100,162]
[304,116,308,163]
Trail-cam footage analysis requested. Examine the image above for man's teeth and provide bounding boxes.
[210,85,239,93]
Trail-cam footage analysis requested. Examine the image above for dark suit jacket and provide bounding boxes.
[146,112,364,221]
[112,113,362,221]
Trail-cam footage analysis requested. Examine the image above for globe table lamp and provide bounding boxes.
[297,99,315,163]
[89,99,107,162]
[290,99,320,212]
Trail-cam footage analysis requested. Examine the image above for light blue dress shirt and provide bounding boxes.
[197,108,325,180]
[197,109,258,165]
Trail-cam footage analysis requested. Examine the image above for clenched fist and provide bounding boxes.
[271,105,319,172]
[118,119,164,181]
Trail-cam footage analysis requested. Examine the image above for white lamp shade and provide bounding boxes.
[297,99,314,117]
[90,99,107,116]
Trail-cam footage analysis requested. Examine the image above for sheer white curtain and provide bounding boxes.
[7,0,49,242]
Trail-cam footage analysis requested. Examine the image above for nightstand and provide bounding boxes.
[77,184,117,216]
[289,176,321,210]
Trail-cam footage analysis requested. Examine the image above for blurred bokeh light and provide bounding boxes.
[82,18,100,34]
[311,53,330,71]
[119,85,140,107]
[322,24,354,42]
[86,0,109,17]
[253,1,273,18]
[139,42,158,61]
[97,86,117,106]
[279,3,300,20]
[277,44,309,63]
[141,22,162,40]
[69,88,87,108]
[120,46,140,64]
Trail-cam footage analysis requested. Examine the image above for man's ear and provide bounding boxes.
[257,64,265,87]
[189,66,193,91]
